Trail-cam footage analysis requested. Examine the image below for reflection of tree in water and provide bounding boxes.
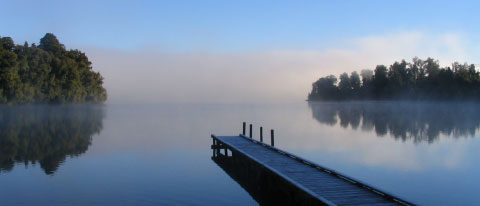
[309,101,480,143]
[0,106,105,175]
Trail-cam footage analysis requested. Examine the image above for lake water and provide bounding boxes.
[1,102,479,205]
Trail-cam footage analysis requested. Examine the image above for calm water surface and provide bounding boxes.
[1,102,480,205]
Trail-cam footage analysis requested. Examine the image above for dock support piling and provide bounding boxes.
[243,122,246,135]
[260,127,263,142]
[271,129,275,147]
[249,124,252,138]
[212,138,216,157]
[210,133,414,206]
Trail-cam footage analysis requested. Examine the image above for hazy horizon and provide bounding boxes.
[2,1,480,104]
[3,2,480,205]
[84,31,478,104]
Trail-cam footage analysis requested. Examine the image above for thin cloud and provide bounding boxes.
[84,31,478,104]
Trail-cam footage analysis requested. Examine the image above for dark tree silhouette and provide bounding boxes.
[0,33,106,104]
[308,58,480,101]
[308,75,338,101]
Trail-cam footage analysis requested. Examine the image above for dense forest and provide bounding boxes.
[308,58,480,101]
[0,33,106,104]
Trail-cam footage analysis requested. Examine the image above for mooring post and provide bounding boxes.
[260,127,263,142]
[271,129,275,146]
[249,124,252,138]
[243,122,246,135]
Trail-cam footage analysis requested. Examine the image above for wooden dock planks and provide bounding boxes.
[212,135,414,206]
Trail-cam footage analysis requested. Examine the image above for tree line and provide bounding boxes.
[0,33,106,104]
[308,58,480,101]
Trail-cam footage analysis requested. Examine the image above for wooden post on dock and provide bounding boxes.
[243,122,246,135]
[249,124,253,138]
[260,127,263,142]
[210,133,415,205]
[271,129,274,146]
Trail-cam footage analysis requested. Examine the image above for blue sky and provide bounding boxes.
[2,0,479,52]
[2,0,479,103]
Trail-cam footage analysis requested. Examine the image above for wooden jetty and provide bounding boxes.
[210,123,415,206]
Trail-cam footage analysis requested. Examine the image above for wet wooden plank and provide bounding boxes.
[213,135,412,206]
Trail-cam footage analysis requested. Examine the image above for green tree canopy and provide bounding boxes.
[0,33,106,104]
[309,57,480,101]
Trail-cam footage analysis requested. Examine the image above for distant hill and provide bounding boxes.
[0,33,106,104]
[308,57,480,101]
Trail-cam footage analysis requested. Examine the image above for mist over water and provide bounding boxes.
[84,31,476,104]
[309,101,480,143]
[0,102,479,205]
[3,1,480,205]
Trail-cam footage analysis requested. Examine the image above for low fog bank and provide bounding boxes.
[83,32,477,104]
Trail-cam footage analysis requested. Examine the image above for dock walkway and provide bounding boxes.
[211,134,414,206]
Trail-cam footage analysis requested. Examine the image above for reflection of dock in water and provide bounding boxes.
[211,124,414,206]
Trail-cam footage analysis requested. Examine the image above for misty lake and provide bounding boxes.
[1,102,480,205]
